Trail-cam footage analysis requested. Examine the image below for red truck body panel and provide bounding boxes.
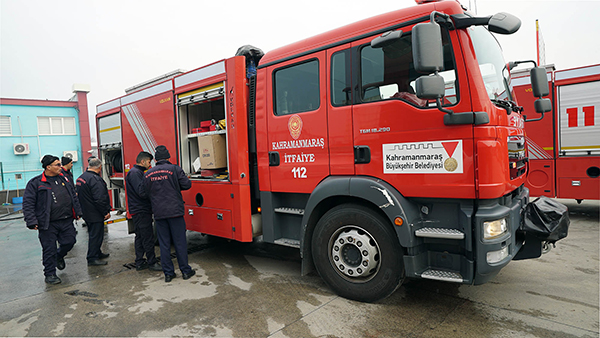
[514,64,600,200]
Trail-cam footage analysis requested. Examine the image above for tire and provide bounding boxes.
[312,203,404,303]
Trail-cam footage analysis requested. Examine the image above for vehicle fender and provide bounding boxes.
[299,176,420,275]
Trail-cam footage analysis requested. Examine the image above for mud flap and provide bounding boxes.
[514,196,570,260]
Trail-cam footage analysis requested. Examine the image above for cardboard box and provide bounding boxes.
[197,134,227,169]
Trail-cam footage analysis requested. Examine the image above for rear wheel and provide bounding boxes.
[311,203,404,302]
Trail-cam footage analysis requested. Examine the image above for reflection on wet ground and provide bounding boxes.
[0,199,597,337]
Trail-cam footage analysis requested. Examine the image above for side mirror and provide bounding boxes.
[530,67,550,98]
[412,22,444,73]
[488,12,521,35]
[371,30,403,49]
[534,98,552,114]
[415,74,445,100]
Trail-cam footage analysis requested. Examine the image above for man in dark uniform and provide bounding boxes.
[76,157,111,266]
[125,151,161,271]
[61,156,74,187]
[23,155,83,284]
[80,156,98,228]
[143,145,195,282]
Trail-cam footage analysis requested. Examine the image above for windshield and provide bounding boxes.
[469,26,512,101]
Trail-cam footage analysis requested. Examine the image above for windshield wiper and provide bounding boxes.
[491,99,523,115]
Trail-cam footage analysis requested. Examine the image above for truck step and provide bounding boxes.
[274,207,305,215]
[421,269,463,283]
[273,238,300,248]
[415,227,464,239]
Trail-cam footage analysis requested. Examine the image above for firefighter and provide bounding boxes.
[125,151,161,271]
[60,156,74,187]
[142,145,194,282]
[23,155,83,285]
[76,157,111,266]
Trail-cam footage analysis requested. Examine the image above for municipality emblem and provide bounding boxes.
[442,141,459,172]
[288,114,302,140]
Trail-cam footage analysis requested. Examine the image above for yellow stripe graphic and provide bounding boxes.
[99,126,121,133]
[560,145,600,150]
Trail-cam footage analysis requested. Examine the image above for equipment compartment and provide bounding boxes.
[177,83,229,180]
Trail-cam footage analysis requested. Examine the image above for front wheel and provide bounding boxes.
[311,203,404,302]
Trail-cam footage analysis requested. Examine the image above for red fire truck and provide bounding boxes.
[513,64,600,202]
[96,0,567,302]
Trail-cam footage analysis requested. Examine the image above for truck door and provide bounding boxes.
[350,29,475,199]
[265,51,330,193]
[327,44,355,175]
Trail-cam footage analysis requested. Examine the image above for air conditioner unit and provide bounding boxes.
[63,150,78,162]
[13,143,30,155]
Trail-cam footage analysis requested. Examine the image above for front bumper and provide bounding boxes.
[473,185,529,284]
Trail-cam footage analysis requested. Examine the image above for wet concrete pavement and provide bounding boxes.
[0,199,598,337]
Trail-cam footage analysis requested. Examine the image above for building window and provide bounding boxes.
[274,59,320,116]
[0,115,11,136]
[38,117,77,135]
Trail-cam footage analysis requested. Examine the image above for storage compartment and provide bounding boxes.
[177,83,228,180]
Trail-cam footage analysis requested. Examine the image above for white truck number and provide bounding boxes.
[292,167,307,178]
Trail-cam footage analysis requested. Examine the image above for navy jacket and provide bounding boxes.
[125,164,151,215]
[23,172,82,230]
[76,170,112,223]
[61,168,74,187]
[142,160,191,220]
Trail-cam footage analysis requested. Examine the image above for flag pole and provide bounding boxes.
[536,19,540,66]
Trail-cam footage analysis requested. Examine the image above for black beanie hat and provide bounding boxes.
[41,155,59,169]
[154,145,170,161]
[61,156,73,166]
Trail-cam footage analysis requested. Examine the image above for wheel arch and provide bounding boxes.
[300,176,420,276]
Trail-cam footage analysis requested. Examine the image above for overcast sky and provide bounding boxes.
[2,0,599,138]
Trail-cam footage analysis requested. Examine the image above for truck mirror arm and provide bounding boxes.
[509,60,551,122]
[450,12,520,35]
[524,98,552,122]
[434,98,453,115]
[524,112,544,122]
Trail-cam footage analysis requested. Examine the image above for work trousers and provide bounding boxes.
[86,221,105,261]
[133,213,157,267]
[38,218,76,276]
[155,216,192,276]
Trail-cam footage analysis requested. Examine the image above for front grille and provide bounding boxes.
[508,136,527,179]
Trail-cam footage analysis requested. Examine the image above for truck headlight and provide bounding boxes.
[487,246,509,264]
[483,218,507,239]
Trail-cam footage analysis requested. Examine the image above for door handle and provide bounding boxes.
[269,151,280,166]
[354,146,371,164]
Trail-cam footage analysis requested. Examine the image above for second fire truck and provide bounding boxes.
[513,64,600,202]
